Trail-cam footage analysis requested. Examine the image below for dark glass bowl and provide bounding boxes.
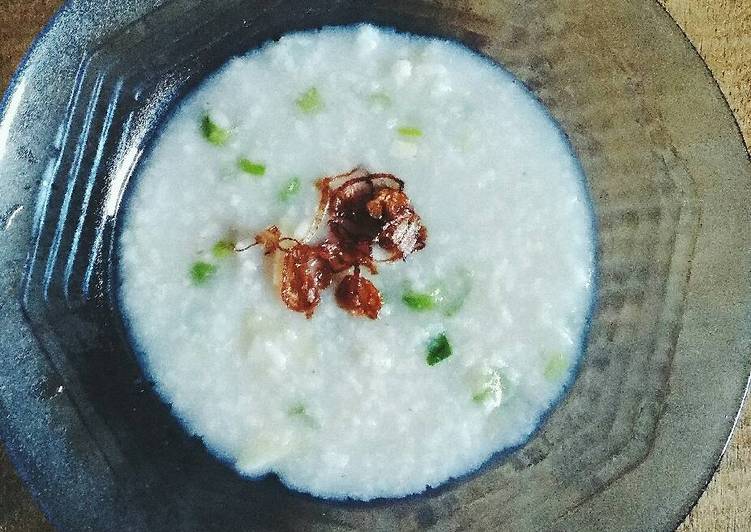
[1,1,750,530]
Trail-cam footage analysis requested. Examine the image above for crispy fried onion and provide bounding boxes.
[246,168,427,319]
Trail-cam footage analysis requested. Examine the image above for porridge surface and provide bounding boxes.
[119,24,595,500]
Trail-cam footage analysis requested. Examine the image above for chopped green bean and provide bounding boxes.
[426,333,452,366]
[472,389,492,404]
[200,115,230,146]
[288,404,306,416]
[442,272,473,317]
[238,158,266,176]
[397,126,423,138]
[402,290,437,311]
[400,271,472,316]
[190,261,217,285]
[288,403,319,428]
[369,91,392,107]
[543,352,569,381]
[471,368,507,407]
[212,240,236,259]
[279,177,301,202]
[296,87,324,114]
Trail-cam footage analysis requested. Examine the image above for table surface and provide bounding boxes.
[1,1,749,530]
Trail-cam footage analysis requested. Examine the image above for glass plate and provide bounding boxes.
[1,0,750,530]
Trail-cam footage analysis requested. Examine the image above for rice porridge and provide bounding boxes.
[119,25,595,500]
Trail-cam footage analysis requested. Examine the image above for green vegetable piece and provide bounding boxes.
[296,87,324,114]
[426,333,452,366]
[397,126,423,138]
[369,91,392,107]
[544,352,569,381]
[442,272,473,317]
[472,389,492,404]
[212,240,236,259]
[288,403,319,428]
[190,261,218,285]
[402,290,437,311]
[401,271,472,315]
[279,177,301,202]
[238,158,266,176]
[471,368,507,407]
[288,404,306,416]
[200,115,230,146]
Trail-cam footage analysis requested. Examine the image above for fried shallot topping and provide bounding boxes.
[334,268,382,320]
[254,225,282,255]
[279,244,333,318]
[243,168,427,319]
